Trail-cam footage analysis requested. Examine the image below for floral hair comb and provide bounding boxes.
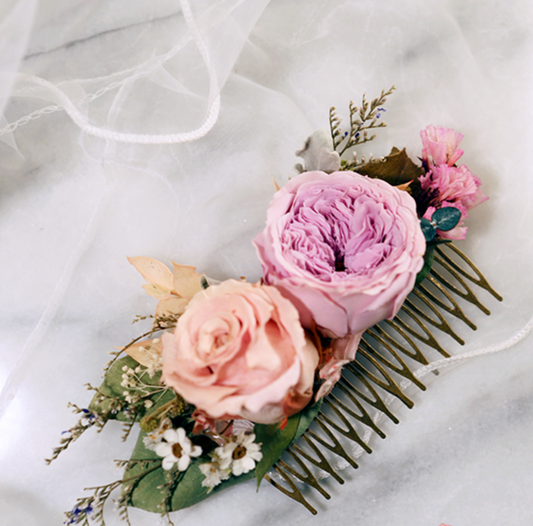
[47,88,501,524]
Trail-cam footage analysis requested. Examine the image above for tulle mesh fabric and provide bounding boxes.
[1,0,269,146]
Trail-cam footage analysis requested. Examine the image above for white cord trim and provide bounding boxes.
[313,312,533,475]
[2,0,221,144]
[414,312,533,380]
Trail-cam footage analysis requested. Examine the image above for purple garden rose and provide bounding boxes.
[253,171,426,338]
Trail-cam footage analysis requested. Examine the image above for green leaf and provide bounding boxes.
[432,207,461,231]
[293,399,322,442]
[88,355,174,422]
[356,147,424,186]
[170,458,255,511]
[415,239,452,286]
[420,218,436,242]
[254,400,322,488]
[415,243,436,286]
[253,419,298,489]
[122,431,167,512]
[88,355,137,421]
[125,430,255,513]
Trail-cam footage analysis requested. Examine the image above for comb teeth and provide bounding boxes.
[265,243,502,514]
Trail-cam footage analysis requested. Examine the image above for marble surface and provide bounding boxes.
[1,1,533,525]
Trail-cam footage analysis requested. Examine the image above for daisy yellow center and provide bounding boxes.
[232,445,247,460]
[172,443,183,458]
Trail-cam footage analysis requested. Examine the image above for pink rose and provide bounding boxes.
[420,125,464,166]
[161,279,319,425]
[253,171,426,339]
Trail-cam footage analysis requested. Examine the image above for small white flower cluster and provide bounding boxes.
[121,365,143,403]
[145,423,262,489]
[200,432,263,492]
[120,361,165,405]
[140,338,163,378]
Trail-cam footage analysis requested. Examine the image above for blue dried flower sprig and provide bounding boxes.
[65,500,94,525]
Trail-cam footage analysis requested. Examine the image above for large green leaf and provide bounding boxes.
[253,418,298,489]
[293,399,322,441]
[124,430,255,513]
[170,458,255,511]
[122,432,166,512]
[415,239,451,286]
[88,355,174,422]
[415,244,436,286]
[254,399,322,488]
[356,147,424,186]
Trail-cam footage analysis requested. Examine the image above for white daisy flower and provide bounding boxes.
[215,431,262,476]
[199,460,231,492]
[154,428,202,471]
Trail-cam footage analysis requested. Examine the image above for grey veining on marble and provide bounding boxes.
[1,1,533,525]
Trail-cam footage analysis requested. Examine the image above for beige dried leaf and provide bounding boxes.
[156,296,189,319]
[395,181,413,192]
[128,257,174,299]
[124,338,163,368]
[172,262,203,299]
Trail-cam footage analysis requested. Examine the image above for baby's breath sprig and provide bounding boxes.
[87,369,174,442]
[46,405,104,465]
[120,364,169,403]
[119,369,173,434]
[103,334,149,378]
[85,383,128,419]
[329,85,396,156]
[103,314,178,377]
